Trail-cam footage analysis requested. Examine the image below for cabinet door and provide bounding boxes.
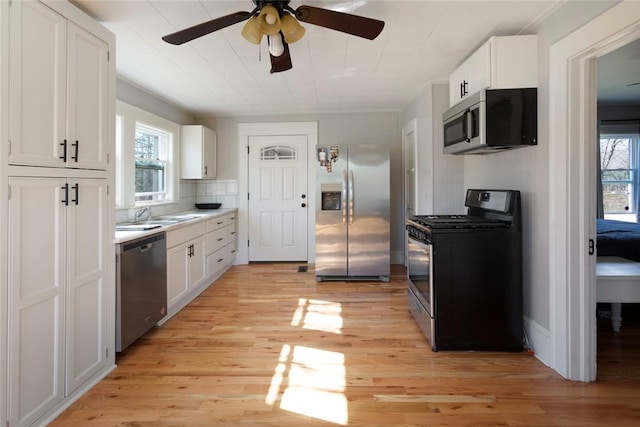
[66,178,108,393]
[9,0,67,168]
[448,64,467,106]
[180,125,216,179]
[465,41,491,97]
[202,126,217,178]
[167,243,190,308]
[67,23,109,170]
[189,236,207,289]
[8,177,67,426]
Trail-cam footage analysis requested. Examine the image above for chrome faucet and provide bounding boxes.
[134,207,151,222]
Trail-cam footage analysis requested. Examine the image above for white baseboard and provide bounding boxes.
[523,315,552,368]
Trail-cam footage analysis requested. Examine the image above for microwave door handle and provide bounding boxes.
[463,109,471,142]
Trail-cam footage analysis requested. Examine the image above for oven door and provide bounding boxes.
[407,234,433,317]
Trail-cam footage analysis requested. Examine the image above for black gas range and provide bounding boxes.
[406,189,523,352]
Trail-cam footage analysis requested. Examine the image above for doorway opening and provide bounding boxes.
[549,2,640,381]
[237,122,318,266]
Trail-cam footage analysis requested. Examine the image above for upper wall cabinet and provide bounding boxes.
[181,125,217,179]
[8,0,109,170]
[449,35,538,106]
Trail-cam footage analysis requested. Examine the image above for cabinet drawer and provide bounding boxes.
[206,215,228,232]
[228,244,237,262]
[166,222,206,248]
[228,222,237,242]
[207,246,228,277]
[206,227,228,255]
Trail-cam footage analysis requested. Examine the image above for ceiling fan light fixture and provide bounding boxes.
[241,16,263,44]
[256,4,281,36]
[280,13,305,44]
[268,33,285,57]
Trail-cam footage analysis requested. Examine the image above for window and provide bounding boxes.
[600,133,639,215]
[260,144,297,160]
[115,101,179,208]
[135,124,169,202]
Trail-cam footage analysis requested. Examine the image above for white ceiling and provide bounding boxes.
[72,0,568,117]
[597,37,640,104]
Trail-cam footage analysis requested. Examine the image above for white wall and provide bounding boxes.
[399,1,618,351]
[401,82,465,215]
[462,1,617,334]
[198,112,404,260]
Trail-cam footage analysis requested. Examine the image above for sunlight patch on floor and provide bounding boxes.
[266,344,348,425]
[266,298,348,424]
[290,298,343,334]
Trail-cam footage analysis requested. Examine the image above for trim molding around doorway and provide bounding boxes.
[237,122,318,265]
[549,2,640,381]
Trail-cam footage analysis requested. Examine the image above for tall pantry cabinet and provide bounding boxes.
[0,1,116,426]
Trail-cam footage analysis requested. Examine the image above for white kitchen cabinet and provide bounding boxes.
[181,125,217,179]
[449,35,537,106]
[8,176,108,427]
[205,213,235,278]
[167,222,207,309]
[2,1,116,425]
[228,213,237,263]
[8,0,109,170]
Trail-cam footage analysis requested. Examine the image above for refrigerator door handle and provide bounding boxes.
[342,170,348,224]
[349,169,354,224]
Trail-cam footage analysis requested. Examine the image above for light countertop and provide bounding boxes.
[114,208,237,244]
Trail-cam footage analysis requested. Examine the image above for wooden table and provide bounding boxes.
[596,256,640,331]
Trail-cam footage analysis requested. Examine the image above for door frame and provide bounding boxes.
[237,122,318,265]
[402,118,418,265]
[548,2,640,381]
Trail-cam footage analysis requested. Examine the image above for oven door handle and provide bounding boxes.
[342,169,348,224]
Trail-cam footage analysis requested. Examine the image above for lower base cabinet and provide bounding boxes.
[164,211,237,318]
[167,223,207,309]
[8,176,109,426]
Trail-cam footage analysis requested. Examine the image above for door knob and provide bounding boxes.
[302,203,306,208]
[301,194,306,199]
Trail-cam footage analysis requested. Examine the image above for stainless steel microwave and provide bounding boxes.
[443,88,537,155]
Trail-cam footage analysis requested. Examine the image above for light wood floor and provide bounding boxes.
[52,264,640,426]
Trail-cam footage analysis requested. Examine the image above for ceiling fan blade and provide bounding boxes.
[162,11,252,45]
[295,5,384,40]
[270,41,292,74]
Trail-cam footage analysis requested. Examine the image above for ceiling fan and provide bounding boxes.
[162,1,385,73]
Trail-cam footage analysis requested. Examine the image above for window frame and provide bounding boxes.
[600,132,639,216]
[134,123,170,203]
[115,100,180,209]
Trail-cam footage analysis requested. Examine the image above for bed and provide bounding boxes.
[596,219,640,331]
[596,218,640,262]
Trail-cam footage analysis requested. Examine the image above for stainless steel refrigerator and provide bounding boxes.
[315,144,390,281]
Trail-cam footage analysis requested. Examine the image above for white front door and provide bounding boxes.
[248,135,308,261]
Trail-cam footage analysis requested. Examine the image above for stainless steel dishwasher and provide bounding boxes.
[116,232,167,352]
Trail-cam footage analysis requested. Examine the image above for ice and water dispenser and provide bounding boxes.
[321,183,342,211]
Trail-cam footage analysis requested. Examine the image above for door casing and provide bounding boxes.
[237,122,318,265]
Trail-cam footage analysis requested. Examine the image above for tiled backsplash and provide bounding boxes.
[115,179,238,223]
[196,179,239,208]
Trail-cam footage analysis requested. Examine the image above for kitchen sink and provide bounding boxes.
[115,223,164,231]
[115,215,200,231]
[157,214,200,222]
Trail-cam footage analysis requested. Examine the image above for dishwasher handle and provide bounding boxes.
[121,232,165,253]
[139,243,153,253]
